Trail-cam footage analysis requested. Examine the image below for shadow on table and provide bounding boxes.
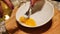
[16,19,52,34]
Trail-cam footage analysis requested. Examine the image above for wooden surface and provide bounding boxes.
[5,7,60,34]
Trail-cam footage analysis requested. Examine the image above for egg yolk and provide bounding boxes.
[20,16,36,26]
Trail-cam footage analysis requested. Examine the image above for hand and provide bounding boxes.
[3,0,14,10]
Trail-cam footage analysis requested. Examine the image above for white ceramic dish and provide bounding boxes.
[16,1,54,28]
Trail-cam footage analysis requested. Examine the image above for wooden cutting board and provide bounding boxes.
[5,7,60,34]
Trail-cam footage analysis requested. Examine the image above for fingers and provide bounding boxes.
[3,0,14,10]
[30,0,37,6]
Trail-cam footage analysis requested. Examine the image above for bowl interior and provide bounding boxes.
[16,1,54,28]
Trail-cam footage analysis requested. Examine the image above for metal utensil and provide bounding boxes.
[25,0,45,16]
[27,6,31,18]
[25,0,32,18]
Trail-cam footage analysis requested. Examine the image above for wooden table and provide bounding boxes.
[5,7,60,34]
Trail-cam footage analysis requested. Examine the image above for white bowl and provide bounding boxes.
[16,1,54,28]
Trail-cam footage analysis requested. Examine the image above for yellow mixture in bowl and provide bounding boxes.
[19,16,36,26]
